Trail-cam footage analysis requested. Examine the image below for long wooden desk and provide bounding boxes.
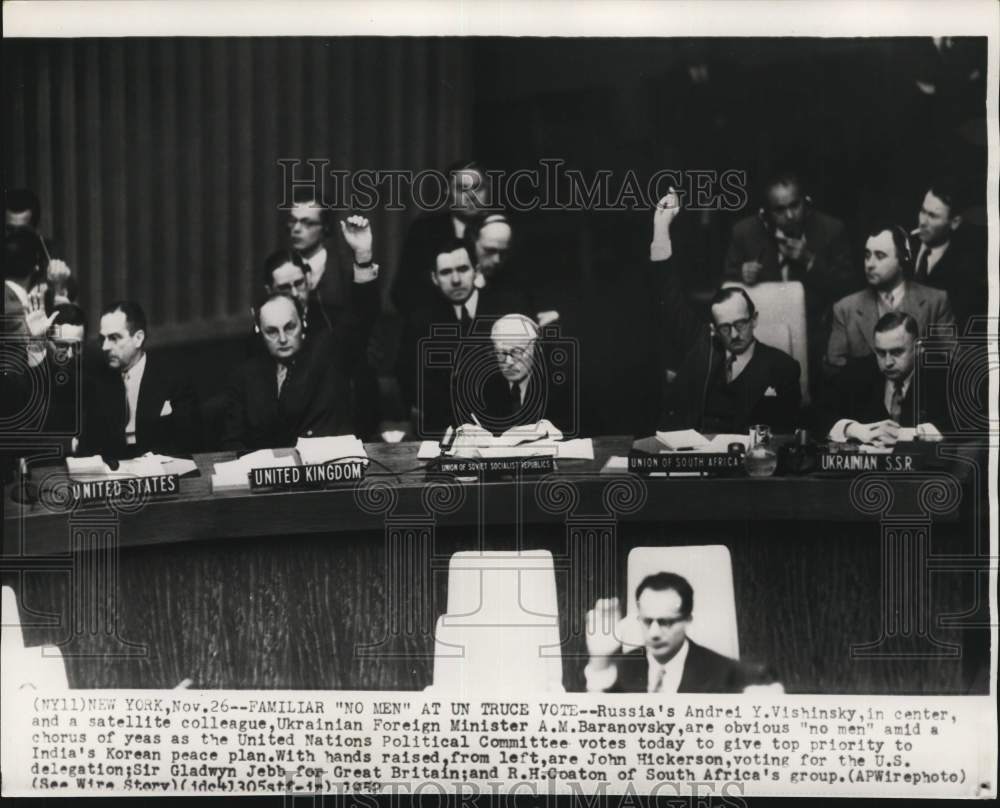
[2,438,989,694]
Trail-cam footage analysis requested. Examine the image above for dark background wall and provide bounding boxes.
[4,37,987,437]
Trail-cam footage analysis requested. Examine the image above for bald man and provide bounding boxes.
[468,314,573,435]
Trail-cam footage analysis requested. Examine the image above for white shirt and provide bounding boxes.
[877,282,906,314]
[453,289,479,322]
[726,340,756,383]
[584,639,690,693]
[915,242,949,278]
[122,352,147,445]
[828,373,913,443]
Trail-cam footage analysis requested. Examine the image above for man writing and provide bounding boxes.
[585,573,747,693]
[653,192,802,434]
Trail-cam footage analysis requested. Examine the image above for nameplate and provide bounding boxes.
[628,452,743,475]
[68,474,180,504]
[249,461,367,492]
[815,450,924,474]
[436,456,555,478]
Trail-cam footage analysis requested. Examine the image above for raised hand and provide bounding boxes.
[340,215,373,264]
[46,258,72,285]
[586,596,623,660]
[25,290,58,339]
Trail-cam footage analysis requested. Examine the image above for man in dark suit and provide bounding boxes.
[585,572,747,694]
[826,223,955,371]
[78,301,200,459]
[397,239,531,438]
[471,314,573,435]
[818,311,951,444]
[391,160,495,316]
[652,194,802,434]
[911,182,986,330]
[723,172,856,393]
[5,188,73,304]
[285,204,380,438]
[222,293,350,452]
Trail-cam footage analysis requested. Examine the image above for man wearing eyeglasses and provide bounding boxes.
[585,573,747,693]
[652,193,802,434]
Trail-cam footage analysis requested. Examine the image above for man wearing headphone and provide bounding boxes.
[221,291,350,452]
[723,171,856,395]
[825,222,955,372]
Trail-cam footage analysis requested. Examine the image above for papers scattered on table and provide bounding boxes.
[211,450,295,492]
[601,456,630,472]
[67,453,196,480]
[420,422,591,462]
[655,429,709,451]
[555,438,595,460]
[858,445,893,455]
[655,430,748,453]
[296,435,367,465]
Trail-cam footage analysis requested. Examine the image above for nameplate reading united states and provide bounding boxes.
[249,461,367,492]
[68,474,180,504]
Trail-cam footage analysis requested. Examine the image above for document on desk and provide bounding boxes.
[655,429,709,450]
[211,450,295,492]
[66,453,196,480]
[296,435,367,465]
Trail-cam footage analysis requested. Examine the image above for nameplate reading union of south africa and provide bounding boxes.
[249,461,367,493]
[436,456,555,478]
[628,453,743,474]
[69,474,180,504]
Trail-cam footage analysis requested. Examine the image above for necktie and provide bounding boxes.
[725,353,737,384]
[890,380,904,422]
[276,363,289,397]
[650,665,665,693]
[508,382,521,415]
[915,248,929,280]
[459,305,472,334]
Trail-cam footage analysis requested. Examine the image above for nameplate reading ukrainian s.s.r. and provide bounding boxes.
[249,461,367,493]
[628,453,743,474]
[815,450,924,474]
[436,456,555,479]
[69,474,180,504]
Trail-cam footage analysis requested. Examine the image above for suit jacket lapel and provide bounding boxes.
[855,290,879,353]
[901,282,929,325]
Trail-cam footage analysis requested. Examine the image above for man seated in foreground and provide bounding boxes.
[818,311,951,445]
[585,572,748,694]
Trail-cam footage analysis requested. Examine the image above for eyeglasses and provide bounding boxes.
[640,616,689,629]
[715,318,752,338]
[494,346,529,363]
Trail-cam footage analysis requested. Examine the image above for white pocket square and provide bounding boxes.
[160,400,173,417]
[764,386,778,397]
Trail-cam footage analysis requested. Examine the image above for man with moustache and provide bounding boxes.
[825,223,955,372]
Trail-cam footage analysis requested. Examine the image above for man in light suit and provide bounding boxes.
[78,301,200,459]
[826,223,955,372]
[585,572,747,694]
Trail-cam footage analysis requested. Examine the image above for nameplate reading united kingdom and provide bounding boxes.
[69,474,180,504]
[628,452,743,474]
[436,456,555,478]
[249,461,367,492]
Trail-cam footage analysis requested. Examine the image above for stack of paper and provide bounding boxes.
[66,453,191,480]
[296,435,367,465]
[897,423,943,442]
[211,450,295,492]
[655,430,709,451]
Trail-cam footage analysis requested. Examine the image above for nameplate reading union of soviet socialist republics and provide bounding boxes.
[436,456,555,479]
[68,474,181,504]
[249,461,367,493]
